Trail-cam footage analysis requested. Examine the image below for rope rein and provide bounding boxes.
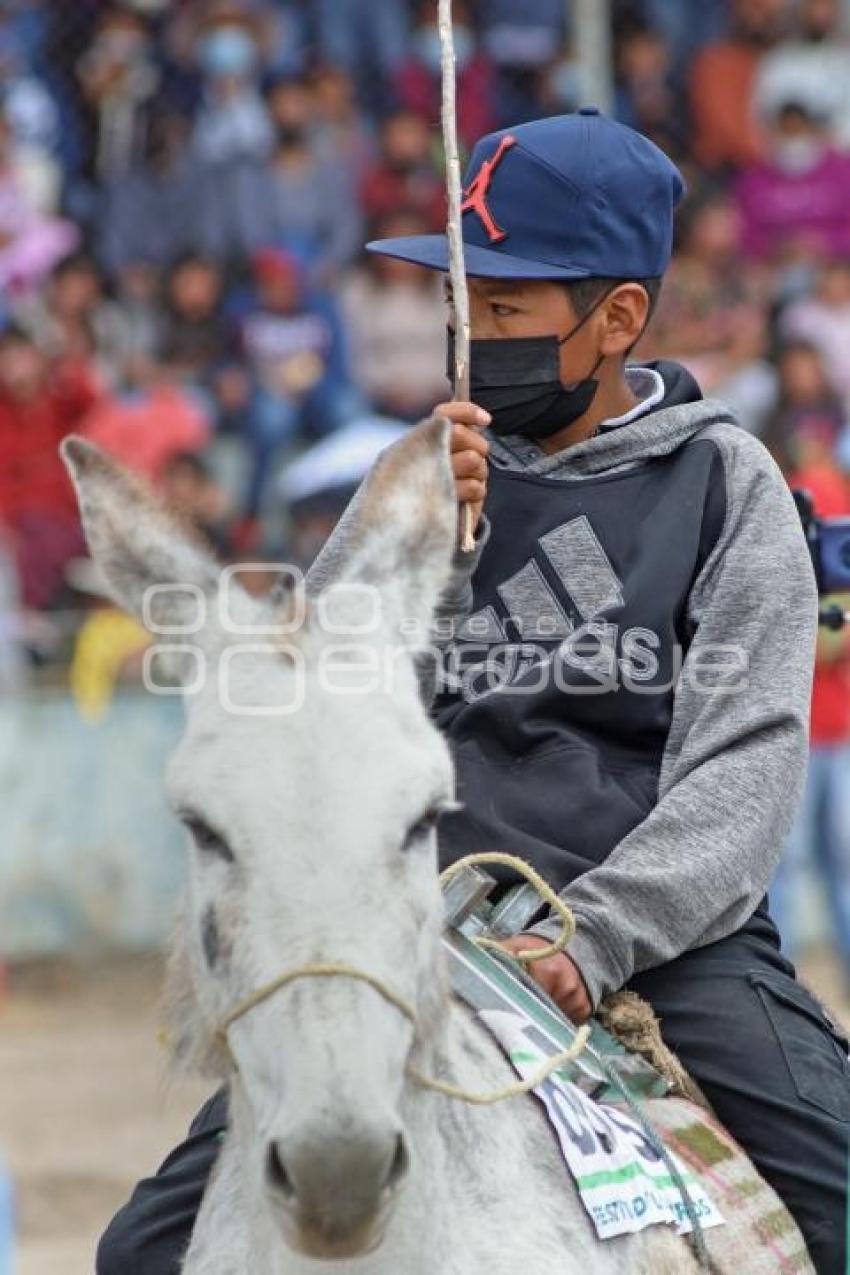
[216,852,587,1104]
[212,850,708,1263]
[408,1027,591,1105]
[439,852,576,961]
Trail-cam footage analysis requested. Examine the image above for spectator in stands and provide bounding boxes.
[76,4,160,179]
[395,0,497,150]
[533,46,590,118]
[0,326,97,609]
[263,76,362,280]
[361,110,445,232]
[279,415,407,569]
[160,254,226,393]
[770,462,850,984]
[0,23,60,157]
[315,0,409,111]
[262,1,311,81]
[17,252,119,377]
[98,109,199,277]
[341,211,448,422]
[80,350,210,481]
[634,0,728,76]
[478,0,566,72]
[159,451,231,554]
[0,77,60,212]
[762,340,849,475]
[736,101,850,264]
[0,110,78,295]
[190,9,271,166]
[233,247,357,519]
[0,93,64,311]
[266,75,319,149]
[311,65,376,193]
[642,189,776,434]
[195,76,361,276]
[108,260,163,373]
[614,19,688,160]
[68,590,151,723]
[782,259,850,413]
[477,0,567,125]
[689,0,789,170]
[757,0,850,149]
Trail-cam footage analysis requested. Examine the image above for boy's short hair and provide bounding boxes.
[565,277,662,320]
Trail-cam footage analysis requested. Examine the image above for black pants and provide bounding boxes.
[97,933,849,1275]
[629,933,849,1274]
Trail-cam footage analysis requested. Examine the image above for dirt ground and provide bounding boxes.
[0,958,208,1275]
[1,950,848,1275]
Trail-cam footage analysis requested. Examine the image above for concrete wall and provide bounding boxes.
[0,691,185,960]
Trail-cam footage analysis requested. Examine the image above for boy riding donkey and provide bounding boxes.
[98,112,849,1274]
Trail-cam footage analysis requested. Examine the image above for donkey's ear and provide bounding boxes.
[61,437,220,630]
[338,416,458,636]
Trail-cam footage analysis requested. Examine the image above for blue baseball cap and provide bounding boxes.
[367,109,685,280]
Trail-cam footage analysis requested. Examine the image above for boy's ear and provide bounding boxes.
[599,282,654,357]
[61,437,221,632]
[323,416,458,643]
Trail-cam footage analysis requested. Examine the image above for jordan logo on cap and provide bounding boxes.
[461,135,517,243]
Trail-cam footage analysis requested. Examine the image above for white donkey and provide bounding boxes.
[63,424,808,1275]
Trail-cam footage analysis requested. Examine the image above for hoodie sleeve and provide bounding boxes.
[531,426,817,1007]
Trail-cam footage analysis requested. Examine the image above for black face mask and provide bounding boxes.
[446,290,611,441]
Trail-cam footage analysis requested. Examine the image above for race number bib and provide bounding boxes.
[480,1009,724,1242]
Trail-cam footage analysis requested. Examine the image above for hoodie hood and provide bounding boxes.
[643,359,703,409]
[486,359,737,480]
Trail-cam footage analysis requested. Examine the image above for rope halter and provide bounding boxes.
[215,853,590,1106]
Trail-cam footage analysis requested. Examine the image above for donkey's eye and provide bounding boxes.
[403,802,459,851]
[182,815,235,863]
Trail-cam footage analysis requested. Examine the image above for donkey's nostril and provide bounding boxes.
[265,1141,296,1202]
[384,1132,410,1193]
[264,1125,409,1223]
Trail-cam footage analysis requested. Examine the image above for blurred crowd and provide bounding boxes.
[3,0,850,960]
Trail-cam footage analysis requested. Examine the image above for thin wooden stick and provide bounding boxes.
[438,0,476,553]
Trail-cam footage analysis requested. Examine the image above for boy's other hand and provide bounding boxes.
[434,401,491,537]
[499,934,593,1024]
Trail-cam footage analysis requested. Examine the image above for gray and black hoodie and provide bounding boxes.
[310,362,818,1008]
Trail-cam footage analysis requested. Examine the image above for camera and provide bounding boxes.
[793,489,850,628]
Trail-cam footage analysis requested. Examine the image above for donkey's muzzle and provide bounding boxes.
[265,1122,410,1258]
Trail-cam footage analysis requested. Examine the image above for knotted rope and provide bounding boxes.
[217,852,590,1105]
[439,851,576,961]
[211,852,709,1264]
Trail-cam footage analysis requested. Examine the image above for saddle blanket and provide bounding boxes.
[481,1008,725,1243]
